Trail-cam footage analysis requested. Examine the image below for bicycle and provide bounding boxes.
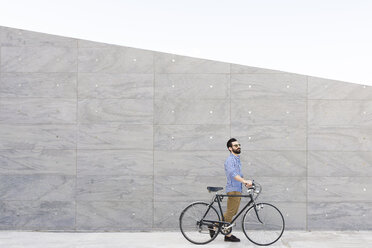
[179,181,285,246]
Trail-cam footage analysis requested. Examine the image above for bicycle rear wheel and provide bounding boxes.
[242,203,285,246]
[179,202,220,244]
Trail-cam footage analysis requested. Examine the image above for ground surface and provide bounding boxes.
[0,231,371,247]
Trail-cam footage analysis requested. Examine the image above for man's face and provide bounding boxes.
[230,141,241,154]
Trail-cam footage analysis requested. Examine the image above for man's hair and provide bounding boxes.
[226,138,237,150]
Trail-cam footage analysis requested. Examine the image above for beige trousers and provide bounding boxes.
[223,191,241,223]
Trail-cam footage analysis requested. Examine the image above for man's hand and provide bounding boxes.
[244,180,253,188]
[233,175,253,187]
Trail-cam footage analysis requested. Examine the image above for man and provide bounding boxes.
[223,138,252,242]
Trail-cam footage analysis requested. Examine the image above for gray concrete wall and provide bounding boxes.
[0,26,371,231]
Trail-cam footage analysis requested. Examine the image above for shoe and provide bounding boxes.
[208,225,215,238]
[224,235,240,242]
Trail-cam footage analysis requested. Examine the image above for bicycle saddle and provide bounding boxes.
[207,186,224,192]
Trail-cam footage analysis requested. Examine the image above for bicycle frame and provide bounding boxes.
[200,192,261,228]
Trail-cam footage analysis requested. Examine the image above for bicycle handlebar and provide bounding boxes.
[246,180,262,200]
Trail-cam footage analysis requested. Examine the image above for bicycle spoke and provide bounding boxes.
[243,221,265,226]
[262,224,282,229]
[183,211,199,222]
[191,205,200,220]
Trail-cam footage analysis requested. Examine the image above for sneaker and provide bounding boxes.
[208,225,215,238]
[224,235,240,242]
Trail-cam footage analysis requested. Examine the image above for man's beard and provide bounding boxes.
[233,148,241,154]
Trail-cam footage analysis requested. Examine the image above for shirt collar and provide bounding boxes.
[230,153,240,159]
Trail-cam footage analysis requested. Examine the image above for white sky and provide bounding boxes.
[0,0,371,85]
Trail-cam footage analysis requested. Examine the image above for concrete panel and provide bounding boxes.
[154,175,225,202]
[241,151,307,177]
[232,125,307,151]
[308,127,372,151]
[0,26,77,47]
[154,99,229,125]
[78,150,153,176]
[272,202,307,230]
[154,53,230,73]
[308,177,372,202]
[0,73,77,98]
[78,73,153,99]
[308,151,372,177]
[76,201,152,231]
[77,124,152,149]
[0,124,76,149]
[154,74,229,99]
[253,177,306,203]
[0,98,76,124]
[154,151,226,177]
[1,47,77,72]
[78,99,153,124]
[0,149,76,175]
[154,125,229,151]
[154,201,189,230]
[78,47,153,73]
[0,201,75,230]
[76,175,152,202]
[308,202,372,230]
[308,100,372,127]
[231,99,306,127]
[231,64,285,74]
[308,76,372,100]
[0,175,75,201]
[231,73,307,99]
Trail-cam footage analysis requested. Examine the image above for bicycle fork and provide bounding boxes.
[253,203,264,224]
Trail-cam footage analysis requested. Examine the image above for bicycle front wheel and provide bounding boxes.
[179,202,220,245]
[242,203,285,246]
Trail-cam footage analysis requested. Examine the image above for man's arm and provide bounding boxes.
[233,175,252,187]
[225,158,252,187]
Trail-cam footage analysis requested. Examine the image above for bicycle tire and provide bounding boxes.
[179,201,220,244]
[242,202,285,246]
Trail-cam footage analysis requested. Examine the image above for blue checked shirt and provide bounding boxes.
[224,153,243,193]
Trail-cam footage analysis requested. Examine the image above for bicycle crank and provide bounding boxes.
[220,223,235,235]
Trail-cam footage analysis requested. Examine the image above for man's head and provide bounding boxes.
[227,138,241,155]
